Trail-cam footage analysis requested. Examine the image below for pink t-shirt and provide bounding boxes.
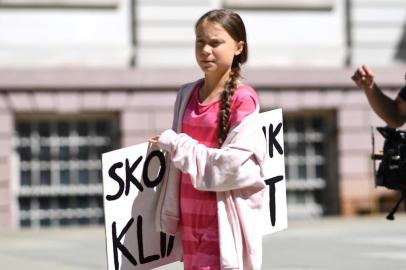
[180,80,257,269]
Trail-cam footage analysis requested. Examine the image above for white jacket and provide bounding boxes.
[155,80,268,270]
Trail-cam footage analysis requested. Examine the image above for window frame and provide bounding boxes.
[281,110,339,218]
[14,112,119,228]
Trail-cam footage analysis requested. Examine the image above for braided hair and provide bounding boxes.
[195,9,248,147]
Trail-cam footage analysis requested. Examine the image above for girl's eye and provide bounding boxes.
[196,40,205,46]
[210,41,221,47]
[195,39,222,48]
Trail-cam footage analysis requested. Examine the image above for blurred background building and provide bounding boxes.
[0,0,405,229]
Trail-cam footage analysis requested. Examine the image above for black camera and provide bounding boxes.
[371,127,406,220]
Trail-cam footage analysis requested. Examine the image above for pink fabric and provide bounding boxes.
[156,78,267,269]
[180,81,257,270]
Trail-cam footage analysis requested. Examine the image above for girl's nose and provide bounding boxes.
[202,44,211,54]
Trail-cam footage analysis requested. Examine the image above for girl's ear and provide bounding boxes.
[235,41,244,56]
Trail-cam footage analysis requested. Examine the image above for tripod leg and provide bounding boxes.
[403,191,406,212]
[386,193,404,220]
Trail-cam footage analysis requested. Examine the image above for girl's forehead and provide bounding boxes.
[196,21,228,37]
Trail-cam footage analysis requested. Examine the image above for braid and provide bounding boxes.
[218,61,241,147]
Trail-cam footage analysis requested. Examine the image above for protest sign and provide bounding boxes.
[259,108,288,234]
[102,143,182,270]
[102,108,287,270]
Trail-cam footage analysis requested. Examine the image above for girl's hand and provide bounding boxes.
[149,135,160,144]
[351,65,375,92]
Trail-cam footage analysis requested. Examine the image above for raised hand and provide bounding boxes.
[352,65,375,92]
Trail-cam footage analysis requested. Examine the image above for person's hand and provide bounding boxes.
[352,65,375,92]
[149,135,160,144]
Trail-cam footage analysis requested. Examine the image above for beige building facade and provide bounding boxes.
[0,0,406,229]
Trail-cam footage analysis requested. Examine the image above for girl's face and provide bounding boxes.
[195,20,243,75]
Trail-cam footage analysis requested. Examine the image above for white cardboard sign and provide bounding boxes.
[102,143,182,270]
[102,108,287,270]
[259,108,288,234]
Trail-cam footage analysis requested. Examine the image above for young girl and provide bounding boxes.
[152,9,267,270]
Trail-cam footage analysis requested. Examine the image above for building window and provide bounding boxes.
[0,0,117,8]
[224,0,334,9]
[15,114,119,228]
[283,111,338,218]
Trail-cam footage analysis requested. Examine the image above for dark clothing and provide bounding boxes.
[399,86,406,101]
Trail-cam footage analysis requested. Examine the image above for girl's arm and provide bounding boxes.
[158,115,266,192]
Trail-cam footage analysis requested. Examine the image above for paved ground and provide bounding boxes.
[1,214,405,270]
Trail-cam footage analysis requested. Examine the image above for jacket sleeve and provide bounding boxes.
[171,88,182,131]
[158,114,266,192]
